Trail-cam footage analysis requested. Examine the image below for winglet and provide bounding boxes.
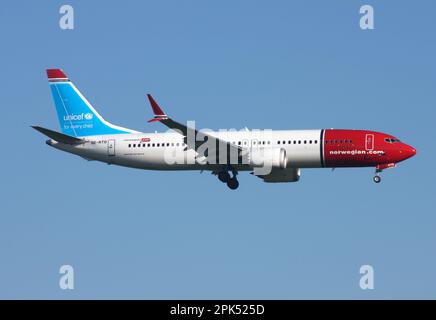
[147,94,168,122]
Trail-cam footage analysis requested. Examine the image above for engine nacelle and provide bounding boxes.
[254,168,301,183]
[248,148,287,170]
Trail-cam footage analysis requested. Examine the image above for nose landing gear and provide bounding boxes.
[372,163,396,183]
[373,166,383,183]
[373,174,381,183]
[373,164,391,183]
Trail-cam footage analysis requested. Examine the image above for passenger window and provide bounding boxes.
[147,143,150,147]
[314,140,318,144]
[176,143,179,146]
[238,141,241,145]
[278,141,280,144]
[304,140,307,144]
[298,140,301,144]
[128,144,131,148]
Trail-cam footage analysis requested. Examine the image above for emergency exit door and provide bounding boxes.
[365,134,374,151]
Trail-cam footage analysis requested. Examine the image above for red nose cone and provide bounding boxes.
[403,145,416,159]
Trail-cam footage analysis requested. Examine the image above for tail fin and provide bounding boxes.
[47,69,138,137]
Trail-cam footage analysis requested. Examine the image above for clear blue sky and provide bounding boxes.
[0,0,435,299]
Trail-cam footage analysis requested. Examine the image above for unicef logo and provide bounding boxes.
[85,113,93,120]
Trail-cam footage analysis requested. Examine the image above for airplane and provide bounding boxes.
[32,69,416,190]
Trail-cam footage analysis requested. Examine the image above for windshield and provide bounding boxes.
[384,138,401,143]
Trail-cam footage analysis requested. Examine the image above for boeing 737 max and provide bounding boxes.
[33,69,416,190]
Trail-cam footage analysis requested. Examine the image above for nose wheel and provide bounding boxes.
[373,167,382,183]
[373,175,381,183]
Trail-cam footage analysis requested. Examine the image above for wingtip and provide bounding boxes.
[147,94,167,117]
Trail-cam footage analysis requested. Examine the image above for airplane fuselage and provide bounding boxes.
[49,128,416,172]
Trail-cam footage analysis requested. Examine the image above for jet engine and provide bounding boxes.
[248,148,287,170]
[253,167,301,183]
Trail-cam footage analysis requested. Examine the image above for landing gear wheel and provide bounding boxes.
[373,175,381,183]
[218,171,230,183]
[227,177,239,190]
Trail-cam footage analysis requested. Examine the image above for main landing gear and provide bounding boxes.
[217,167,239,190]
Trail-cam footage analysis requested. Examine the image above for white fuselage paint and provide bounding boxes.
[50,129,323,171]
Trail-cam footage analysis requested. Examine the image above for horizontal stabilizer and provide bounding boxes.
[31,126,84,144]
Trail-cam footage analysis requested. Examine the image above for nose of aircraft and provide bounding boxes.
[401,144,416,160]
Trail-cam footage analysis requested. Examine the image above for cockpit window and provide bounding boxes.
[385,138,401,143]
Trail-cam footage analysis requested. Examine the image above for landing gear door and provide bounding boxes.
[365,134,374,151]
[108,139,115,156]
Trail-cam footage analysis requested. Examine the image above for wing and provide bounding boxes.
[146,94,245,165]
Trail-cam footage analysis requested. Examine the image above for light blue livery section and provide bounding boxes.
[49,80,136,137]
